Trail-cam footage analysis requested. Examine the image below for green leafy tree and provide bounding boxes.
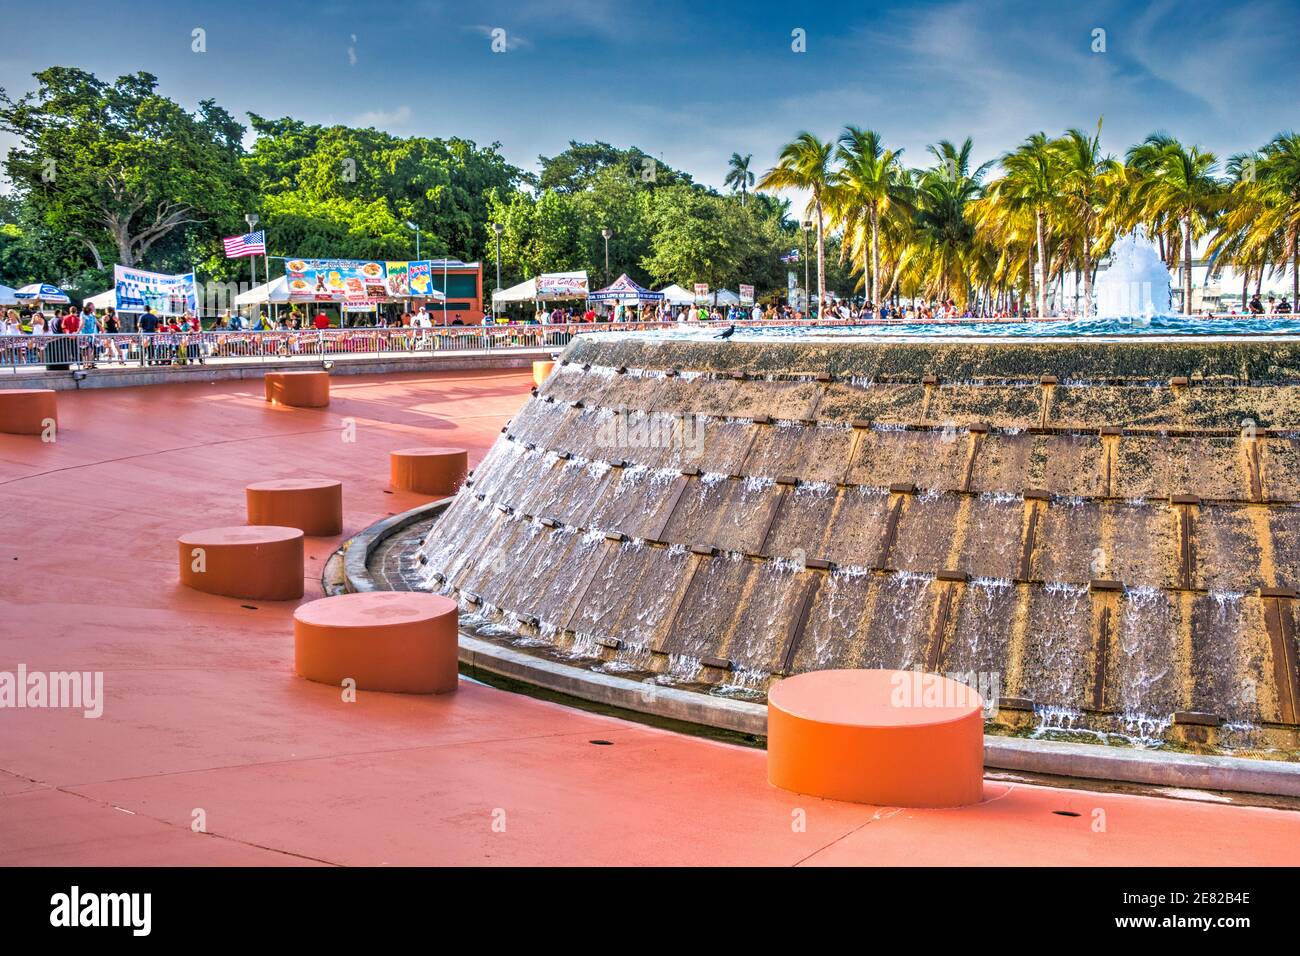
[0,68,251,275]
[537,141,691,194]
[245,116,522,264]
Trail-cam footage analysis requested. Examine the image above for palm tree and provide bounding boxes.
[1256,132,1300,309]
[1128,135,1223,313]
[1054,122,1114,313]
[759,133,835,309]
[724,152,755,205]
[994,133,1062,317]
[1210,151,1270,309]
[830,126,906,304]
[900,140,991,305]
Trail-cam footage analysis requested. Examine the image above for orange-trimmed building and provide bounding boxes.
[410,259,484,324]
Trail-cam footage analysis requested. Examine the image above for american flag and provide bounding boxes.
[223,231,266,258]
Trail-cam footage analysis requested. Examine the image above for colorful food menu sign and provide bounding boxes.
[408,261,433,297]
[739,284,755,306]
[284,259,388,301]
[384,262,410,297]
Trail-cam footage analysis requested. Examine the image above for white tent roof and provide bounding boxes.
[84,289,117,310]
[493,271,589,304]
[235,277,292,306]
[491,277,538,304]
[0,284,16,306]
[657,284,695,305]
[713,288,741,306]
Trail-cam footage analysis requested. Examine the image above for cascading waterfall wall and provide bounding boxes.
[418,334,1300,755]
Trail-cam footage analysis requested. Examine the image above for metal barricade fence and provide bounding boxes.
[8,315,1293,372]
[1,324,615,370]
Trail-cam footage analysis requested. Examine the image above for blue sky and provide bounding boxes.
[0,0,1295,190]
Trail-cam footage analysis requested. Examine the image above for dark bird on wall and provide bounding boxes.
[715,324,736,340]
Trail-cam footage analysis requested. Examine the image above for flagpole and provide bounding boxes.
[244,214,260,327]
[264,243,271,326]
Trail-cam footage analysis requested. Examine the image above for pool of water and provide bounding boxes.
[646,314,1300,339]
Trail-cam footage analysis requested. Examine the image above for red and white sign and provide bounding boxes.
[536,273,588,297]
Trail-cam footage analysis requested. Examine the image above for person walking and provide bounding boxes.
[78,302,99,367]
[138,306,161,365]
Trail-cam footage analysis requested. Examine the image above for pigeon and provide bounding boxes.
[715,324,736,340]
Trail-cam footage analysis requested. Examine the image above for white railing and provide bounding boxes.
[0,319,865,371]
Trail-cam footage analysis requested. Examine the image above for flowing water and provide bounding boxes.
[414,334,1300,755]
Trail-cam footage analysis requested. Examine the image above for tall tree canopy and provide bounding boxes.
[0,68,251,280]
[244,116,522,264]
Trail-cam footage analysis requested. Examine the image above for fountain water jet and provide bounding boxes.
[1093,230,1173,321]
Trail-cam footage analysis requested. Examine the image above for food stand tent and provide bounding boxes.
[492,271,589,307]
[235,277,293,306]
[14,283,71,304]
[0,284,17,306]
[711,288,742,306]
[588,274,664,303]
[83,289,118,311]
[657,284,695,305]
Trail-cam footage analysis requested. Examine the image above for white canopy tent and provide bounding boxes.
[235,277,292,306]
[0,284,17,306]
[657,284,695,305]
[84,289,118,311]
[492,271,589,307]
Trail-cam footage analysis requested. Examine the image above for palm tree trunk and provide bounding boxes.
[1081,218,1092,315]
[861,214,870,301]
[1292,236,1298,313]
[870,203,880,306]
[1183,215,1193,315]
[1035,210,1048,317]
[815,199,826,312]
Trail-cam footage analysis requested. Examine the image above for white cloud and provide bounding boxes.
[352,105,412,129]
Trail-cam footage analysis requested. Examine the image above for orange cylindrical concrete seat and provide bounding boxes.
[390,447,468,496]
[264,370,330,408]
[294,591,460,694]
[768,669,984,808]
[177,525,304,601]
[0,389,58,436]
[246,478,343,536]
[532,360,555,387]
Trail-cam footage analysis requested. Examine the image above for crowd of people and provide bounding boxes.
[3,288,1297,370]
[515,297,1035,324]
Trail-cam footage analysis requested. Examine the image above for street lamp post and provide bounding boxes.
[801,220,812,314]
[405,220,420,259]
[245,213,259,321]
[601,227,612,284]
[492,222,504,321]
